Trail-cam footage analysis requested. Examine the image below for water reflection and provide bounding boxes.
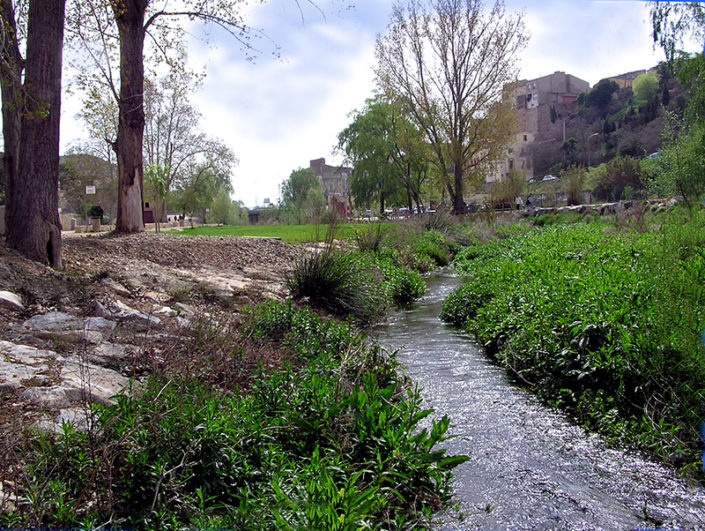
[375,271,705,530]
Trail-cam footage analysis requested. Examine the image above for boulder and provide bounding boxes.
[109,300,163,331]
[0,290,23,311]
[23,311,82,331]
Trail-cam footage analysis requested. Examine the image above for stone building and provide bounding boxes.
[309,158,353,217]
[489,71,590,184]
[608,69,647,89]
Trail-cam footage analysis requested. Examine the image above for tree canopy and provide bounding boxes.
[338,97,430,213]
[375,0,527,214]
[279,167,324,224]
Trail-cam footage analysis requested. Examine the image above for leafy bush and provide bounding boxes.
[593,155,644,201]
[87,205,103,218]
[411,230,451,266]
[443,218,705,473]
[646,118,705,206]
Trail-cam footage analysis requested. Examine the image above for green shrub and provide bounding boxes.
[287,250,386,325]
[2,302,467,530]
[444,218,705,473]
[412,230,451,266]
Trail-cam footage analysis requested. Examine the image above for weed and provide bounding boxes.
[1,302,467,530]
[443,216,705,473]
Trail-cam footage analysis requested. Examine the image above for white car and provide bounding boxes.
[543,174,558,181]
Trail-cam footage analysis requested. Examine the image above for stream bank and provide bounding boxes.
[375,270,705,530]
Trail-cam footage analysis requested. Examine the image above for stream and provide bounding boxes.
[374,270,705,531]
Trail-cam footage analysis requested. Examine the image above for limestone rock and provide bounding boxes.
[60,358,130,404]
[109,300,163,331]
[23,311,82,331]
[21,386,72,408]
[0,290,23,311]
[102,278,132,298]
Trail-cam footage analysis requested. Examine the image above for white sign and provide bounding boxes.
[85,185,96,195]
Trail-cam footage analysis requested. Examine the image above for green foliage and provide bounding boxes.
[586,79,619,111]
[337,97,430,213]
[87,205,103,218]
[371,252,426,305]
[410,230,451,267]
[3,302,466,530]
[174,165,232,221]
[647,117,705,206]
[443,217,705,472]
[209,190,248,225]
[593,155,644,201]
[633,71,659,105]
[287,250,387,325]
[280,168,325,225]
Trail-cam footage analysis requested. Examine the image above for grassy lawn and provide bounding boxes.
[168,223,365,244]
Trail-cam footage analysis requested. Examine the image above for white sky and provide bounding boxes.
[59,0,701,208]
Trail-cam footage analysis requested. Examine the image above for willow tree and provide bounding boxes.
[375,0,527,214]
[338,97,430,214]
[1,0,66,266]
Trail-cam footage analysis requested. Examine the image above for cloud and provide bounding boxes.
[186,0,385,206]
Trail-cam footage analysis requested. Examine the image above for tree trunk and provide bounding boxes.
[113,0,148,233]
[452,163,465,215]
[0,0,23,230]
[5,0,65,267]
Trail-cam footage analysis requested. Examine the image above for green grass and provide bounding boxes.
[168,223,366,244]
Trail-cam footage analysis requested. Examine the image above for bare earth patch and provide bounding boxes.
[0,232,305,436]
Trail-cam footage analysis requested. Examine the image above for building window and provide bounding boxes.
[523,134,527,142]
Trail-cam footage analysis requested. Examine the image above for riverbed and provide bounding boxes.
[374,270,705,530]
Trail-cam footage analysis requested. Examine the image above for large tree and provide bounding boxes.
[338,97,429,214]
[2,0,66,266]
[375,0,526,214]
[0,0,23,207]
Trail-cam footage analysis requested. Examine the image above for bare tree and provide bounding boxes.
[143,69,236,217]
[375,0,527,213]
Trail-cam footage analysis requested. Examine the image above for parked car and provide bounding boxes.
[542,174,558,181]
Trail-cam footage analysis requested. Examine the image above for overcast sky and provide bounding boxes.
[60,0,699,208]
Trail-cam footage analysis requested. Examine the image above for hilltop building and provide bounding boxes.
[309,158,353,217]
[607,69,647,89]
[489,71,590,184]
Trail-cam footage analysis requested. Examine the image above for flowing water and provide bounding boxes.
[374,270,705,531]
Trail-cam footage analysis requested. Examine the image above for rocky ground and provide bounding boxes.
[0,232,305,435]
